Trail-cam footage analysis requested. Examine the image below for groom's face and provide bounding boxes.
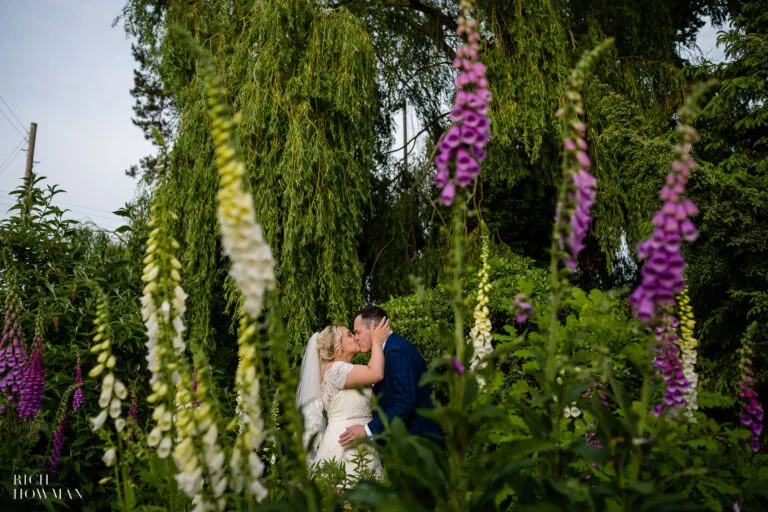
[353,315,373,353]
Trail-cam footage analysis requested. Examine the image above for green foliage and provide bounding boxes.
[3,1,768,511]
[684,0,768,393]
[121,0,380,349]
[0,176,147,511]
[380,245,550,363]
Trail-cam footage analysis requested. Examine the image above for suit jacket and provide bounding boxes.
[367,333,442,444]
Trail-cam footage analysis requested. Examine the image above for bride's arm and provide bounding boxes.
[344,318,389,387]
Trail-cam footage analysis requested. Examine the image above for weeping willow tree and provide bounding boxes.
[119,0,378,346]
[326,0,728,286]
[117,0,730,325]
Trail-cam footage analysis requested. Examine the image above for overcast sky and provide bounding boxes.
[0,0,151,231]
[0,2,728,233]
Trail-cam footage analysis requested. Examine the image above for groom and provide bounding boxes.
[339,306,442,447]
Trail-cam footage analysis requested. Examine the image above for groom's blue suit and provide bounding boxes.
[367,332,443,445]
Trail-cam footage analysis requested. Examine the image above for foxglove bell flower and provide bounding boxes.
[102,448,116,467]
[197,54,275,320]
[229,316,267,502]
[18,325,45,419]
[0,288,28,409]
[469,228,492,385]
[191,39,271,506]
[172,363,228,510]
[582,381,609,407]
[140,129,228,510]
[677,289,699,420]
[127,387,138,443]
[553,52,599,272]
[513,293,534,324]
[738,334,763,452]
[140,189,191,464]
[72,353,83,411]
[89,291,127,446]
[585,420,602,448]
[630,126,699,324]
[434,0,491,206]
[49,416,66,472]
[651,315,689,417]
[563,404,582,418]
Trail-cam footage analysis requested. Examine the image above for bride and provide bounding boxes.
[296,319,389,477]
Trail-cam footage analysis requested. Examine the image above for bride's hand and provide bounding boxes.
[371,318,390,347]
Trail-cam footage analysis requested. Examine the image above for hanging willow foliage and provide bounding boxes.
[121,0,378,348]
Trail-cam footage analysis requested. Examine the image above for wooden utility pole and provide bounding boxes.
[24,122,37,184]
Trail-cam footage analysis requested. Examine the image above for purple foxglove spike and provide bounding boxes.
[443,125,462,148]
[434,168,450,187]
[460,126,479,145]
[471,146,487,161]
[680,219,698,242]
[576,151,591,170]
[455,168,473,187]
[440,182,456,206]
[683,199,698,216]
[463,110,481,128]
[433,1,491,206]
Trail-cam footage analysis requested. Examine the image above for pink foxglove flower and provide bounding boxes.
[582,381,609,407]
[513,293,534,324]
[738,335,763,452]
[72,353,83,411]
[18,326,45,419]
[0,289,27,410]
[49,416,66,472]
[551,43,611,273]
[434,0,491,206]
[554,123,597,271]
[127,387,138,443]
[651,315,689,417]
[630,126,699,324]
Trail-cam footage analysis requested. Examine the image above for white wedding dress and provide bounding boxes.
[312,361,381,477]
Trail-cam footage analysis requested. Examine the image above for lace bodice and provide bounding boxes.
[321,361,373,422]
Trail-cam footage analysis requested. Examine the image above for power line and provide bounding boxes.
[0,188,123,216]
[55,199,118,215]
[0,197,118,222]
[0,96,28,135]
[0,108,26,140]
[0,201,122,225]
[0,138,27,176]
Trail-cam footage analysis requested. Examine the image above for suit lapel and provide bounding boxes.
[374,336,396,396]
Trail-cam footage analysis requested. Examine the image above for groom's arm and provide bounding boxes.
[367,345,418,435]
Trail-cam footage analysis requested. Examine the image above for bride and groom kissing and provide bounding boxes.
[296,306,443,477]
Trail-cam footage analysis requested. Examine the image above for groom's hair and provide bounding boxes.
[355,305,387,327]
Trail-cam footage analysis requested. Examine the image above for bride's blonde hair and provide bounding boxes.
[316,324,346,364]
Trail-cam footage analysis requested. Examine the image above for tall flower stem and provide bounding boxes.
[629,81,716,420]
[451,200,467,364]
[547,39,612,370]
[543,39,612,479]
[448,197,468,512]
